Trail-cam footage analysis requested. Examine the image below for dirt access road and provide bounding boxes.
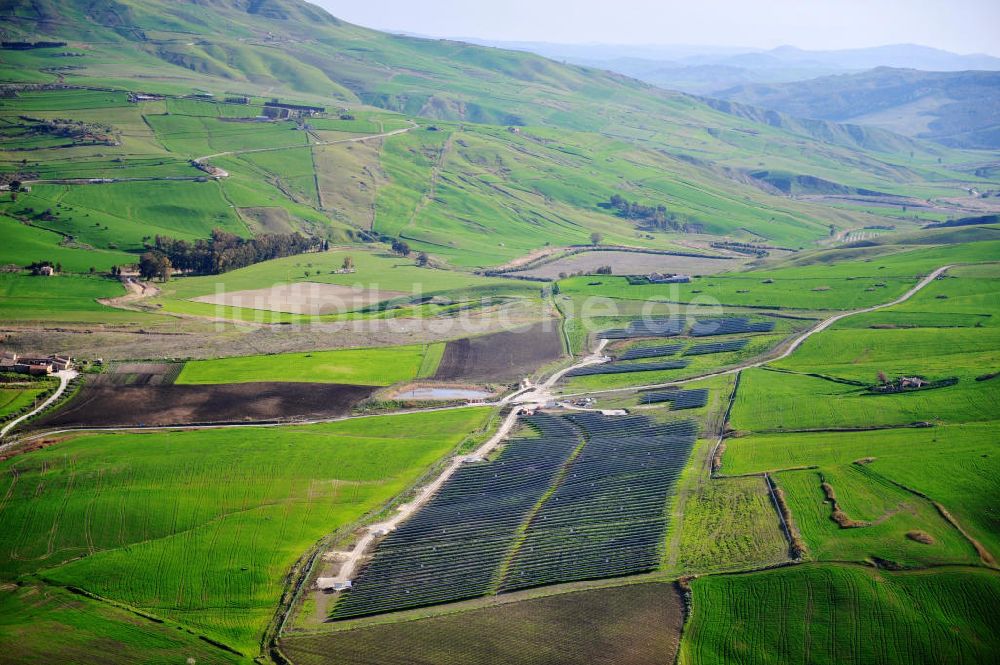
[561,264,955,398]
[193,121,417,167]
[0,369,77,441]
[19,123,417,187]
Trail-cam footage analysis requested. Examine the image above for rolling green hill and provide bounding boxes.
[1,0,996,270]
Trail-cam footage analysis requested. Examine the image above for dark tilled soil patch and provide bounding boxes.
[434,321,565,382]
[282,581,683,665]
[33,382,376,428]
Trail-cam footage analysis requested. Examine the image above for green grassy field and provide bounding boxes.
[1,408,491,655]
[680,564,1000,665]
[0,273,150,324]
[731,367,999,431]
[724,423,1000,563]
[0,583,247,665]
[2,181,249,253]
[558,239,1000,311]
[175,343,445,386]
[0,382,53,420]
[671,453,790,574]
[0,215,136,272]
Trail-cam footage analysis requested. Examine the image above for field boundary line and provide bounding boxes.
[854,466,998,568]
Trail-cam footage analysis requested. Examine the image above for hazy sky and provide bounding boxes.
[310,0,1000,55]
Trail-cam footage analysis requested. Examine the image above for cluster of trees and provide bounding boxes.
[388,238,430,266]
[138,252,172,281]
[605,194,686,231]
[390,239,411,256]
[26,260,59,275]
[149,229,322,276]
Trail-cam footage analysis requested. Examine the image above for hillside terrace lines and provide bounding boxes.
[17,122,417,188]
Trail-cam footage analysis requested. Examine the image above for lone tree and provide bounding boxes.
[590,232,603,246]
[341,255,355,272]
[415,252,429,267]
[391,239,411,257]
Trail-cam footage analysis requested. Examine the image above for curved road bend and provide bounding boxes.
[560,264,954,398]
[0,370,77,440]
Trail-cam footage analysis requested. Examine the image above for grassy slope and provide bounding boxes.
[559,236,1000,311]
[1,2,995,272]
[681,564,1000,665]
[0,583,248,665]
[175,343,445,386]
[0,273,150,324]
[2,408,491,655]
[728,423,999,564]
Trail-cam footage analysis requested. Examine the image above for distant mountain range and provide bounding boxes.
[464,40,1000,94]
[714,68,1000,149]
[455,40,1000,149]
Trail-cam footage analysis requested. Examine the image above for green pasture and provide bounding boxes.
[0,583,246,665]
[0,383,52,419]
[145,113,309,158]
[0,273,149,324]
[731,367,999,431]
[0,215,135,272]
[175,343,445,386]
[558,238,1000,311]
[2,181,248,252]
[680,564,1000,665]
[669,442,789,575]
[838,262,1000,329]
[2,408,491,655]
[724,422,1000,562]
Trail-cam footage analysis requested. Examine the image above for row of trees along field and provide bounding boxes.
[140,229,323,279]
[605,194,703,232]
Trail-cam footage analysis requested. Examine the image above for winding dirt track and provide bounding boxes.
[0,370,77,440]
[560,264,954,397]
[20,122,417,186]
[193,122,416,165]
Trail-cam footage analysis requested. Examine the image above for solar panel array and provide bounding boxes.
[565,359,689,378]
[332,412,697,618]
[638,389,709,410]
[499,414,696,591]
[689,317,774,337]
[683,338,749,356]
[618,343,684,360]
[598,318,685,339]
[330,414,581,619]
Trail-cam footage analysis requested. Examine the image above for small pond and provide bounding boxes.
[396,387,493,401]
